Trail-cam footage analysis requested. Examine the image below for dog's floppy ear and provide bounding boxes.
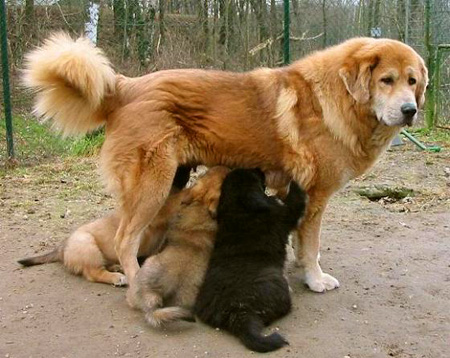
[416,60,428,109]
[339,55,379,104]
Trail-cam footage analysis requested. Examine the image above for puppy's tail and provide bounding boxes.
[18,247,63,267]
[145,307,195,327]
[22,32,116,136]
[231,314,289,353]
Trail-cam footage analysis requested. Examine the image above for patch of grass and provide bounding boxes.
[410,127,450,146]
[1,115,72,164]
[70,130,105,157]
[1,115,105,169]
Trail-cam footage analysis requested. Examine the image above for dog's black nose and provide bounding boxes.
[401,103,417,126]
[401,103,417,117]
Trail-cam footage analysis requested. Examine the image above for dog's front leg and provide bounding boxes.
[296,196,340,292]
[114,217,141,285]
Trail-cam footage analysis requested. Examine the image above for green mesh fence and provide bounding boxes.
[1,0,450,124]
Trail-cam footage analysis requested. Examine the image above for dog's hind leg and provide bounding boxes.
[114,139,178,306]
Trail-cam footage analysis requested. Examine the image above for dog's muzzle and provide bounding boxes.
[401,103,417,126]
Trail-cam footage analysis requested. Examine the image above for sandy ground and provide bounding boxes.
[1,141,449,358]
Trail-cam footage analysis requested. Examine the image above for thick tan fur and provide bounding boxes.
[18,185,187,285]
[130,167,230,327]
[23,34,428,297]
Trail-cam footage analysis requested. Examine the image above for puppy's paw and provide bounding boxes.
[304,271,340,292]
[112,273,128,287]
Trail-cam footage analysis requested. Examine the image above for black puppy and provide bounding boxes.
[194,168,307,353]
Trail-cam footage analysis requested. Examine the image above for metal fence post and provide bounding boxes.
[283,0,290,65]
[0,0,14,160]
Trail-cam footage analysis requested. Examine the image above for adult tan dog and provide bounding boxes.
[23,33,427,300]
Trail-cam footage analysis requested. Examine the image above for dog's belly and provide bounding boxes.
[176,128,286,171]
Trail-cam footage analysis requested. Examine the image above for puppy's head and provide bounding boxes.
[217,168,271,220]
[339,38,428,127]
[182,166,230,217]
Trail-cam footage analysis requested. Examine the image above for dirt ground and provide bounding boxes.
[1,140,449,358]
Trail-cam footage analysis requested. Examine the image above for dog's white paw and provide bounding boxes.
[112,273,128,287]
[304,270,340,292]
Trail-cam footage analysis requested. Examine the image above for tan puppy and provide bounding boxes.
[23,34,428,299]
[18,167,192,285]
[130,166,230,326]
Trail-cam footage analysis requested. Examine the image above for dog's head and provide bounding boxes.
[217,168,271,220]
[339,38,428,127]
[182,166,230,217]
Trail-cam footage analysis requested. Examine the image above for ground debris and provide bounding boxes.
[355,184,415,202]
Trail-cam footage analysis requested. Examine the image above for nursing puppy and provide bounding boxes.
[194,169,307,353]
[18,166,192,286]
[130,166,230,326]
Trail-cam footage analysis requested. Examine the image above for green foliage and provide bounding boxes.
[0,116,105,166]
[70,130,105,157]
[0,116,72,164]
[410,127,450,146]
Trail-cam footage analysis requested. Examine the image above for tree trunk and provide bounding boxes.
[113,0,125,40]
[159,0,166,51]
[24,0,34,39]
[202,0,209,55]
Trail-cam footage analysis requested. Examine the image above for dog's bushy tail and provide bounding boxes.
[18,247,63,267]
[145,307,195,327]
[231,313,289,353]
[22,32,116,136]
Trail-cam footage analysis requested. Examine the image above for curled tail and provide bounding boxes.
[22,32,116,136]
[231,314,289,353]
[18,247,63,267]
[145,307,195,327]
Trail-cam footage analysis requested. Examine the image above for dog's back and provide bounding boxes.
[194,169,307,352]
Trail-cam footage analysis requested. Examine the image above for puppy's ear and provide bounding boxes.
[181,182,204,205]
[242,191,271,213]
[206,194,220,218]
[251,168,265,184]
[339,55,379,104]
[416,60,428,109]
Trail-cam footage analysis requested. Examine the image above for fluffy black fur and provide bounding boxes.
[194,168,307,353]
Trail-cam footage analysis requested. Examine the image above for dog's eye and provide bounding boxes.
[408,78,417,85]
[381,77,394,85]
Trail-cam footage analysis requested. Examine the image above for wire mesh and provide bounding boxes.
[0,0,449,124]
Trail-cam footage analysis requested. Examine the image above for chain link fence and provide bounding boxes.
[1,0,450,123]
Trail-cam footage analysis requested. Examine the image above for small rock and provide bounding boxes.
[352,304,357,310]
[60,209,71,219]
